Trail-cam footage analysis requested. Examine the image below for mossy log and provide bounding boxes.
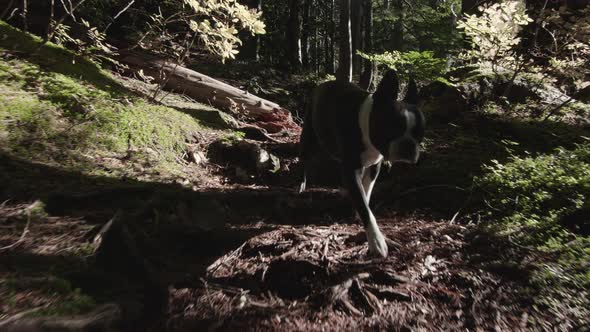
[119,51,301,136]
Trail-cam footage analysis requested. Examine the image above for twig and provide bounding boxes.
[103,0,135,33]
[542,96,574,122]
[321,235,330,260]
[0,0,16,20]
[0,211,31,251]
[43,0,89,45]
[0,307,43,327]
[6,7,18,21]
[92,211,120,253]
[449,181,475,224]
[206,242,247,275]
[533,0,550,49]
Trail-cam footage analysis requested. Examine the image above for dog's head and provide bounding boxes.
[370,70,425,164]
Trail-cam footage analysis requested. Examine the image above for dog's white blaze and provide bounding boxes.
[358,94,383,167]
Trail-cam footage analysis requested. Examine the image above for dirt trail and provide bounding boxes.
[164,216,535,331]
[0,128,565,331]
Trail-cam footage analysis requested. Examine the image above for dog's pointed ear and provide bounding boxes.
[404,76,418,104]
[374,69,399,103]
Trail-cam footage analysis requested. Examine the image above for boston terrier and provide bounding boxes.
[298,69,425,258]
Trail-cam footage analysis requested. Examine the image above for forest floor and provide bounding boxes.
[1,22,589,331]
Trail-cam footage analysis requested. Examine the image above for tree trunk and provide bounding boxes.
[237,0,262,61]
[390,0,403,51]
[336,0,352,82]
[302,0,311,69]
[327,0,336,74]
[287,0,302,71]
[351,0,363,78]
[359,0,373,90]
[312,2,319,74]
[323,0,330,74]
[118,52,300,135]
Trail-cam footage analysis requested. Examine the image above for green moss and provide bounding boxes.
[4,276,97,316]
[0,20,120,91]
[0,21,211,181]
[38,288,96,316]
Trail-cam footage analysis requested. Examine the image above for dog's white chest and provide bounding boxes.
[358,95,383,167]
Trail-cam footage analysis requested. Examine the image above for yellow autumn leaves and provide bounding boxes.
[184,0,266,61]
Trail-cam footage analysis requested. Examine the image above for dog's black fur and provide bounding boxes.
[298,70,425,258]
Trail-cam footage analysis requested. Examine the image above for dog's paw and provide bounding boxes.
[366,226,388,258]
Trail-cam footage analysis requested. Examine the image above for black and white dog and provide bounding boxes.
[298,69,425,258]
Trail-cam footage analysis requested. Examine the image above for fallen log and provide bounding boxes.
[118,51,301,136]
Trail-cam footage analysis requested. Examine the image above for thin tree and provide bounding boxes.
[327,0,336,74]
[238,0,262,61]
[391,0,403,51]
[336,0,352,82]
[287,0,303,71]
[302,0,311,68]
[351,0,363,77]
[359,0,374,90]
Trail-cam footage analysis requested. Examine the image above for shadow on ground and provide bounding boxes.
[1,109,588,330]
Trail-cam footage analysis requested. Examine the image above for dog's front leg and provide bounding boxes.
[362,162,381,204]
[342,167,388,258]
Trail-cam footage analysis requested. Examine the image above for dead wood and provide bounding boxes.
[0,200,41,252]
[118,51,301,135]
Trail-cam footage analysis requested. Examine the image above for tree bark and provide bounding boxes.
[359,0,374,90]
[237,0,262,61]
[327,0,336,74]
[287,0,303,71]
[118,52,300,135]
[312,2,319,74]
[302,0,311,69]
[336,0,352,82]
[351,0,363,78]
[391,0,403,51]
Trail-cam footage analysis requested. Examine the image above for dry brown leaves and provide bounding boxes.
[167,217,534,331]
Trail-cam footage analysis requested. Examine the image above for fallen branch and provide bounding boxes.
[542,96,574,122]
[0,201,36,252]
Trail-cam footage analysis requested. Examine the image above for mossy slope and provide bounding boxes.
[0,20,218,183]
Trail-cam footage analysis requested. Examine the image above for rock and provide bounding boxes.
[494,76,570,105]
[419,80,469,121]
[421,67,577,121]
[456,67,571,106]
[208,139,281,178]
[574,85,590,103]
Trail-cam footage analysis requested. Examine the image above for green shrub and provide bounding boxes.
[476,142,590,285]
[358,50,447,82]
[475,142,590,325]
